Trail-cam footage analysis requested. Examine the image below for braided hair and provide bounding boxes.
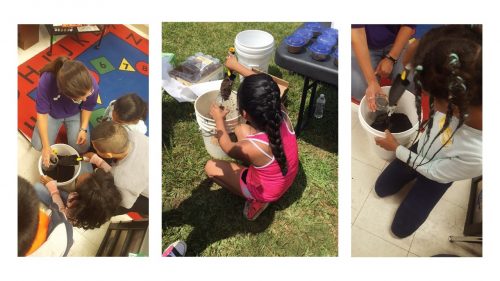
[237,73,288,176]
[409,25,482,167]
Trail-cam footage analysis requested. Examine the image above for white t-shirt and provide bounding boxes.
[111,131,149,208]
[396,111,482,183]
[29,224,68,257]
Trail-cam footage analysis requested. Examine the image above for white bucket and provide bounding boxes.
[194,90,241,159]
[38,143,82,187]
[358,86,420,161]
[235,30,275,73]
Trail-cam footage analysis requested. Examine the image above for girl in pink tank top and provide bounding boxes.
[206,73,299,221]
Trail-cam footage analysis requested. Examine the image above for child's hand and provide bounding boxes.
[40,175,55,185]
[210,103,229,121]
[375,130,400,151]
[83,152,96,162]
[224,54,238,71]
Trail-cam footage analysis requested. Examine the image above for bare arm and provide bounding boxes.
[80,109,91,130]
[225,55,287,97]
[374,26,415,83]
[225,55,255,77]
[36,113,53,167]
[403,39,419,67]
[76,109,92,145]
[352,27,379,111]
[352,27,377,87]
[388,26,415,62]
[210,104,251,162]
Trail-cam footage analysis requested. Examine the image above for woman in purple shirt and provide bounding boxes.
[32,57,98,167]
[351,25,415,111]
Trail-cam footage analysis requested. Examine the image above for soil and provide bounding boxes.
[220,92,239,120]
[287,45,303,54]
[220,78,233,100]
[311,52,329,61]
[371,112,412,133]
[207,91,239,120]
[44,165,75,182]
[57,155,79,166]
[169,60,221,83]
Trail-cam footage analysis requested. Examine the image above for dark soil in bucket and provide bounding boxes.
[44,165,75,182]
[371,113,412,133]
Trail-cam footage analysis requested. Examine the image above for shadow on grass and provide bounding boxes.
[298,83,338,154]
[162,93,195,149]
[162,163,307,256]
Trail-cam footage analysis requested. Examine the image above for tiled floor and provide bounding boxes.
[351,103,482,257]
[18,25,146,256]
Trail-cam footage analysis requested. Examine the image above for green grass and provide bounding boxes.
[162,22,338,256]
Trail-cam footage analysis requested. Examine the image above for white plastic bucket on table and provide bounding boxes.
[235,30,275,74]
[38,143,82,187]
[194,90,241,159]
[358,86,420,161]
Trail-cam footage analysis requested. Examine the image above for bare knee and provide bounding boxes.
[204,160,217,178]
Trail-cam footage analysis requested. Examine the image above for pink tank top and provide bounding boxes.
[244,113,299,202]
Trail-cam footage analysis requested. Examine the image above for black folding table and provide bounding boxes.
[275,23,338,136]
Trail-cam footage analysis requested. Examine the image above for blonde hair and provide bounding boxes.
[91,121,129,154]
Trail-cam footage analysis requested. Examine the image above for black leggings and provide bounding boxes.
[375,147,452,238]
[115,195,149,216]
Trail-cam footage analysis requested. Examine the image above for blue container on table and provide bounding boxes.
[317,34,338,50]
[309,42,331,61]
[304,22,323,37]
[285,34,307,54]
[321,28,338,39]
[293,28,314,44]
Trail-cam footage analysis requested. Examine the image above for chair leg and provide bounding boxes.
[449,236,482,243]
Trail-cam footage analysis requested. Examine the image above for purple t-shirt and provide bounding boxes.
[352,25,416,50]
[36,72,99,119]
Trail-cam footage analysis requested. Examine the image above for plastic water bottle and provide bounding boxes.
[314,94,326,119]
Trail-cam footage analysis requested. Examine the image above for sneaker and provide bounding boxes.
[243,200,269,221]
[162,240,187,257]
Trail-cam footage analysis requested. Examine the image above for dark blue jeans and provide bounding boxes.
[375,148,452,238]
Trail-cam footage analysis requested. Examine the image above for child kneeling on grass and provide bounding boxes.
[205,73,299,221]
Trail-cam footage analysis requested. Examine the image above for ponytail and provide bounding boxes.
[40,56,69,75]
